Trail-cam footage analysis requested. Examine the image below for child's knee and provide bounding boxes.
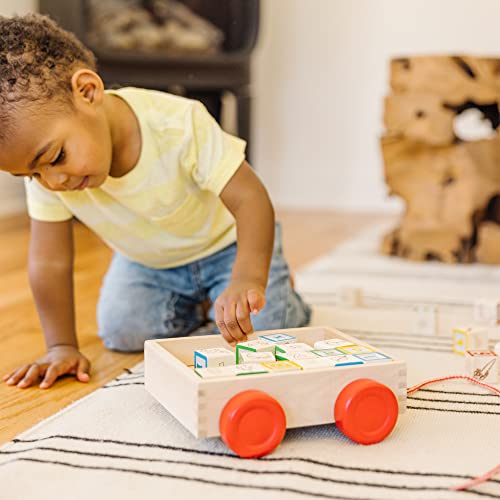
[284,291,312,328]
[98,319,148,352]
[251,289,311,332]
[97,301,206,352]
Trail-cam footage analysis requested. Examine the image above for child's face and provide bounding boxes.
[0,71,113,191]
[0,69,116,191]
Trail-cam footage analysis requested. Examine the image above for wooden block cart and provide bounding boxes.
[145,326,407,458]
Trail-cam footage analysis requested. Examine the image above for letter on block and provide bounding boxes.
[465,350,498,383]
[235,339,275,363]
[313,338,354,350]
[260,360,302,372]
[275,343,313,356]
[452,327,489,355]
[194,347,235,368]
[336,345,376,355]
[239,351,276,363]
[277,351,319,362]
[258,333,297,344]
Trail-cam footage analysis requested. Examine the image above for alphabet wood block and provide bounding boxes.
[194,347,235,368]
[452,327,489,355]
[235,339,275,363]
[465,350,498,383]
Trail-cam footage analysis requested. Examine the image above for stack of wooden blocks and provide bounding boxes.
[193,332,391,379]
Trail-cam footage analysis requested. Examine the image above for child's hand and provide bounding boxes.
[214,280,266,346]
[2,345,91,389]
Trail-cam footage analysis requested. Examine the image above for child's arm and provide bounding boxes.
[217,160,275,345]
[3,218,90,389]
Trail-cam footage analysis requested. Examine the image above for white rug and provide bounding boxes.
[1,223,499,500]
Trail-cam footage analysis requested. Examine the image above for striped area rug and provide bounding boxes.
[0,223,499,500]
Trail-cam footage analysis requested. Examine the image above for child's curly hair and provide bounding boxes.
[0,13,96,140]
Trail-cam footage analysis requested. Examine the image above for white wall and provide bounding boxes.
[0,0,34,13]
[0,0,37,216]
[3,0,500,215]
[253,0,500,212]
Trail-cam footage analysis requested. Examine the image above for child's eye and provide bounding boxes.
[51,148,65,166]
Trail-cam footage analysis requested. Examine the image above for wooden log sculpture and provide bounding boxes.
[381,56,500,264]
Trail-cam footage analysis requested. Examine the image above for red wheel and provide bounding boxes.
[219,390,286,458]
[334,379,398,444]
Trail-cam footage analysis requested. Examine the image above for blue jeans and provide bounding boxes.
[97,223,311,352]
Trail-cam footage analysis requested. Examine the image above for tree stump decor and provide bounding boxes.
[381,55,500,264]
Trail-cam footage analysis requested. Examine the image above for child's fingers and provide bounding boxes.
[235,300,253,336]
[4,365,30,386]
[247,289,266,314]
[39,365,61,389]
[17,364,42,388]
[76,358,91,383]
[223,302,247,343]
[215,302,237,345]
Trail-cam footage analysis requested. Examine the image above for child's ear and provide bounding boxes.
[71,69,104,106]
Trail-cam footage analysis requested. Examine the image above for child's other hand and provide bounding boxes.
[214,280,266,346]
[2,345,91,389]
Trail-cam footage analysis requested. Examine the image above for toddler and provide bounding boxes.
[0,14,310,389]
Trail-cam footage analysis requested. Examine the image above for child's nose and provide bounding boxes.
[44,170,69,190]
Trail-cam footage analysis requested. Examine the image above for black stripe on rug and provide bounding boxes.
[0,456,497,499]
[408,396,499,406]
[8,435,499,483]
[0,445,472,492]
[407,405,499,415]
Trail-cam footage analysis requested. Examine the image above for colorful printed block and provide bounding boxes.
[194,366,237,379]
[335,345,375,355]
[325,354,364,367]
[277,351,319,362]
[311,348,345,358]
[234,363,270,376]
[473,299,500,326]
[452,327,489,356]
[260,360,302,372]
[465,350,498,383]
[288,356,336,370]
[194,347,235,368]
[258,333,297,344]
[275,343,313,357]
[235,339,275,363]
[238,351,276,364]
[353,352,392,363]
[313,338,354,350]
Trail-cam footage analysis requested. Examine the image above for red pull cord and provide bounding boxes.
[407,374,500,396]
[451,465,500,491]
[406,375,500,491]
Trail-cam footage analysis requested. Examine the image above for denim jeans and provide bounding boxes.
[97,223,311,352]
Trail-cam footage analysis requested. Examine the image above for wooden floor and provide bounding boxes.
[0,210,390,445]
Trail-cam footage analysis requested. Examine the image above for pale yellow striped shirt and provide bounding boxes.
[24,87,246,268]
